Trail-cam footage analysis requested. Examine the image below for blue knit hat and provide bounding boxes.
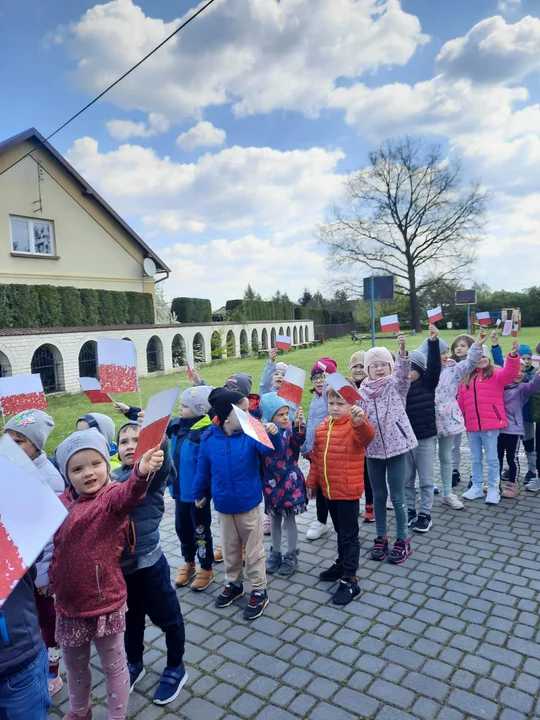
[419,337,449,355]
[260,393,289,424]
[518,344,532,357]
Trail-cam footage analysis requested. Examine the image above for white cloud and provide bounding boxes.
[437,15,540,85]
[106,112,170,140]
[141,213,206,234]
[58,0,428,120]
[176,121,226,151]
[498,0,522,11]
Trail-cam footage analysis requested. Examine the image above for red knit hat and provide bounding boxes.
[311,357,337,377]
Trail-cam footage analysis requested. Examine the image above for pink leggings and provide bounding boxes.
[63,633,130,719]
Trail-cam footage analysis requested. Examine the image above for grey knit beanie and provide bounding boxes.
[55,428,111,480]
[409,349,427,374]
[76,413,116,444]
[4,409,55,452]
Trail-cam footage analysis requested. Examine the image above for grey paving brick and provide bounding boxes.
[309,702,357,720]
[306,677,339,700]
[423,659,454,681]
[514,673,540,696]
[249,654,289,678]
[215,662,256,688]
[349,669,373,690]
[297,633,336,655]
[475,678,501,700]
[381,664,406,683]
[447,689,499,720]
[182,698,225,720]
[402,672,449,702]
[218,641,257,664]
[451,669,475,690]
[412,697,441,719]
[248,676,280,699]
[288,693,317,716]
[381,644,425,670]
[310,657,352,682]
[255,706,297,720]
[333,688,380,718]
[500,687,535,714]
[206,683,240,707]
[368,679,415,709]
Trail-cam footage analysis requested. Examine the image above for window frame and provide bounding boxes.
[10,215,56,257]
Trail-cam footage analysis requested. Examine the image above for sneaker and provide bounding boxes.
[65,711,92,720]
[485,487,500,505]
[451,469,461,487]
[263,516,271,536]
[266,548,282,574]
[128,661,146,693]
[388,539,412,564]
[363,504,375,523]
[175,562,196,587]
[501,469,510,481]
[433,486,440,494]
[332,578,360,606]
[306,520,329,540]
[191,568,215,591]
[501,481,520,499]
[407,509,417,527]
[386,497,394,510]
[153,664,188,705]
[442,493,464,510]
[48,675,63,696]
[524,470,537,483]
[215,582,244,608]
[371,536,389,562]
[413,513,432,533]
[319,561,344,582]
[213,546,224,563]
[243,590,269,620]
[462,486,485,501]
[526,478,540,492]
[278,550,298,577]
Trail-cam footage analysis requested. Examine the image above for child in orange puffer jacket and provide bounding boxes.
[306,387,375,606]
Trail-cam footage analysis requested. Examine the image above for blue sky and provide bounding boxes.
[2,0,540,306]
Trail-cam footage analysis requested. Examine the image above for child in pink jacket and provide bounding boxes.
[459,340,521,505]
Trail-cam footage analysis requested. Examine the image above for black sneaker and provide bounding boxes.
[524,470,537,484]
[215,582,244,608]
[452,469,461,487]
[371,536,389,561]
[388,539,412,564]
[407,509,417,527]
[332,579,360,606]
[243,590,269,620]
[413,513,432,533]
[319,561,344,582]
[128,661,145,693]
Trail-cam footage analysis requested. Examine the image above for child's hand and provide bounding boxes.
[428,323,439,341]
[139,445,164,475]
[397,333,406,354]
[511,340,520,356]
[195,498,207,508]
[307,487,316,500]
[294,407,305,427]
[137,410,145,425]
[191,368,201,386]
[490,331,499,346]
[476,327,487,346]
[303,451,312,463]
[114,401,130,414]
[265,423,279,436]
[269,348,278,363]
[350,405,365,424]
[37,584,51,597]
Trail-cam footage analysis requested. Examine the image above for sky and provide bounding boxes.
[1,0,540,308]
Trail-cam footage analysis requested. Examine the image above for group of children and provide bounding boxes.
[2,325,540,720]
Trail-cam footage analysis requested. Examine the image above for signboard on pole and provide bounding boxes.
[363,276,395,302]
[455,290,477,305]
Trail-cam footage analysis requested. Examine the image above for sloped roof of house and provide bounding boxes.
[0,128,170,274]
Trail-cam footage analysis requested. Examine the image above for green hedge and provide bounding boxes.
[0,283,155,329]
[227,298,295,322]
[294,306,353,325]
[171,297,212,323]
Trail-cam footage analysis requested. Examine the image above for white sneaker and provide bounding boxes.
[485,487,500,505]
[306,521,329,540]
[442,494,464,510]
[462,486,484,501]
[526,479,540,493]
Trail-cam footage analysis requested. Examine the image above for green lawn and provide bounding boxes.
[40,327,540,453]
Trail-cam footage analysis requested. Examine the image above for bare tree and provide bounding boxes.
[319,137,487,330]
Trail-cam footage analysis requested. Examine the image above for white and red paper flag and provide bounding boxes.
[98,338,139,394]
[78,377,112,404]
[185,344,194,383]
[277,365,306,406]
[325,372,362,405]
[502,320,513,336]
[133,387,180,463]
[0,374,47,417]
[531,355,540,364]
[496,319,502,327]
[380,314,400,333]
[427,306,443,323]
[0,444,67,608]
[276,335,292,351]
[512,324,520,337]
[476,312,491,326]
[232,405,274,450]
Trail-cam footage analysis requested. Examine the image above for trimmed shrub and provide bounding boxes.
[36,286,62,328]
[10,284,39,328]
[57,286,83,327]
[97,289,116,326]
[79,289,100,326]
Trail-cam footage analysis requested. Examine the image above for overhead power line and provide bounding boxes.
[0,0,217,178]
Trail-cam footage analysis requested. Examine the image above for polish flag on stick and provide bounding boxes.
[380,314,400,333]
[476,312,491,326]
[531,355,540,364]
[78,377,113,404]
[277,365,306,406]
[232,405,274,450]
[276,335,292,351]
[98,338,139,394]
[325,372,361,404]
[0,444,67,608]
[133,387,180,463]
[0,375,47,417]
[185,344,194,383]
[512,324,520,337]
[427,306,443,323]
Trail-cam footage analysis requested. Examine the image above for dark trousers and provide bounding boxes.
[326,499,360,577]
[364,459,373,506]
[125,553,185,668]
[175,499,214,569]
[497,433,521,482]
[537,423,540,475]
[316,486,328,525]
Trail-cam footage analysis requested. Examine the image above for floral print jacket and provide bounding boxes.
[262,424,308,516]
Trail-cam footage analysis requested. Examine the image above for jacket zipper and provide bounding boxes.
[473,376,482,431]
[493,405,502,423]
[373,398,388,458]
[395,422,407,439]
[0,611,9,644]
[96,565,103,599]
[323,419,333,500]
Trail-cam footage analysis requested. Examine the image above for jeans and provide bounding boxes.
[124,553,185,668]
[175,499,214,569]
[0,644,50,720]
[326,499,360,577]
[497,434,521,482]
[405,437,436,515]
[468,430,500,489]
[367,454,408,541]
[438,435,455,497]
[451,433,462,472]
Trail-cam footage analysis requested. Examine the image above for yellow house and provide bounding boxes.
[0,128,169,296]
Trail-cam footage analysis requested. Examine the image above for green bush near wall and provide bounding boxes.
[0,283,155,329]
[171,297,212,323]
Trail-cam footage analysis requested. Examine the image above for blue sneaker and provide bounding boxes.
[128,661,145,693]
[153,664,188,705]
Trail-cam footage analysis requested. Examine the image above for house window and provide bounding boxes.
[10,216,55,255]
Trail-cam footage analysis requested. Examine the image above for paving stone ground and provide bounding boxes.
[51,444,540,720]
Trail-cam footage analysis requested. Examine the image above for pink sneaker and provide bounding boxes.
[64,710,92,720]
[48,675,63,696]
[501,481,519,498]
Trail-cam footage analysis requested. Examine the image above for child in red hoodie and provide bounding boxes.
[50,429,163,720]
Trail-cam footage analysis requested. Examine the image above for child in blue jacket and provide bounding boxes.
[193,388,280,621]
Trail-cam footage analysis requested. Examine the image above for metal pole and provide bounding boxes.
[370,276,376,348]
[467,304,471,335]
